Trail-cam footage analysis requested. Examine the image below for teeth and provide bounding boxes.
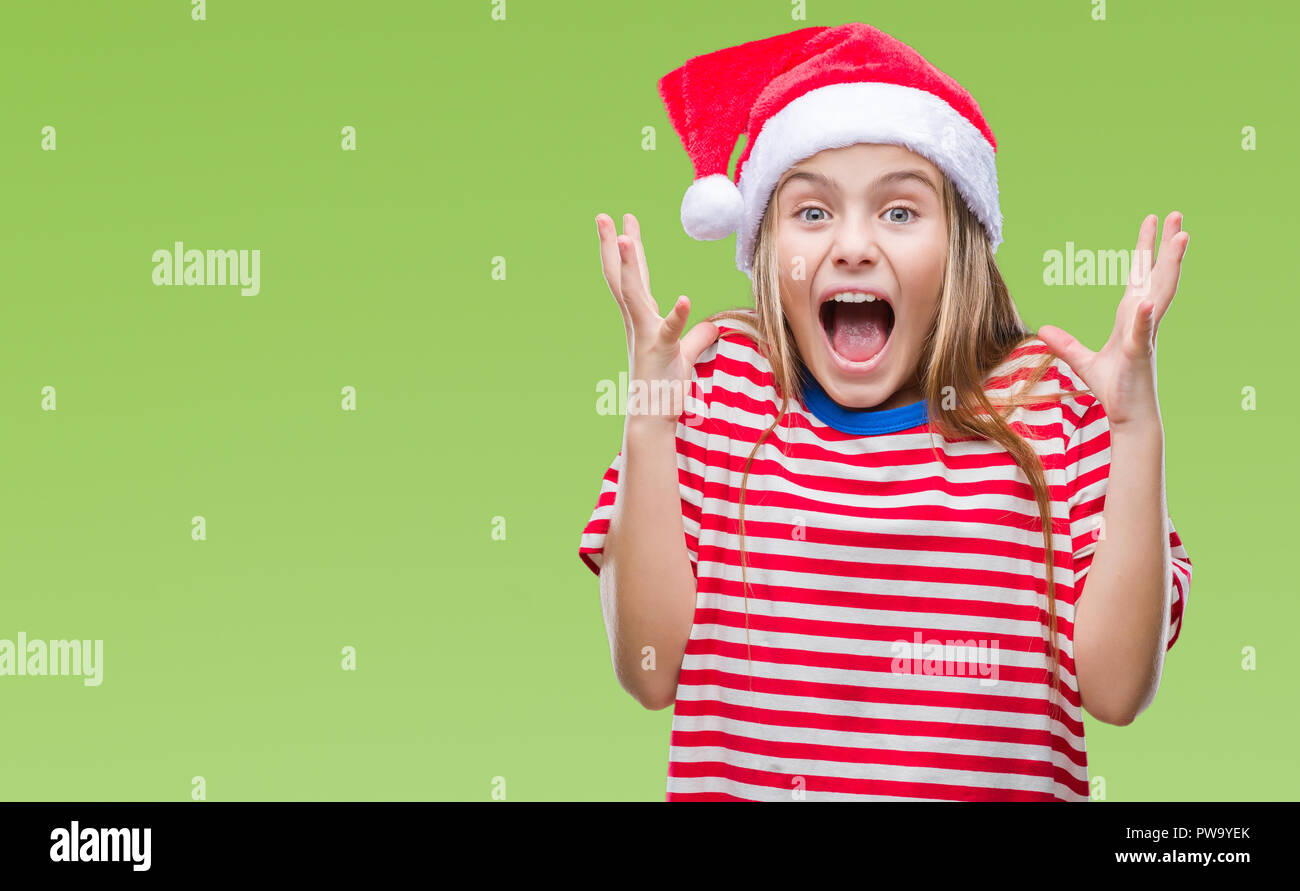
[831,292,881,303]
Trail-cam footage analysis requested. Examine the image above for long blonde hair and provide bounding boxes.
[704,172,1091,726]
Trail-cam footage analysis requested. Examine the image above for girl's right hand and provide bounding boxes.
[596,212,720,429]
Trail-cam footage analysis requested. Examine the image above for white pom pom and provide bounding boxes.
[680,173,744,241]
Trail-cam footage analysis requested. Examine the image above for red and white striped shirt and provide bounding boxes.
[579,321,1191,801]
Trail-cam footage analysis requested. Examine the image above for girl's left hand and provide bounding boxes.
[1036,212,1190,430]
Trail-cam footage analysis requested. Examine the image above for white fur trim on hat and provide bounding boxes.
[681,172,746,241]
[734,81,1002,276]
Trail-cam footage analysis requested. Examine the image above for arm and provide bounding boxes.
[1072,421,1171,725]
[1037,210,1191,727]
[599,417,698,711]
[593,210,720,711]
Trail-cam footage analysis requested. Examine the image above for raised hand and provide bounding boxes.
[1037,212,1190,430]
[596,212,719,428]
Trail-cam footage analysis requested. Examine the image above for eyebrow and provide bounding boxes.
[778,167,940,198]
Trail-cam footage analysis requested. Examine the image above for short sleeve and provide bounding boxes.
[1065,398,1191,651]
[577,344,718,581]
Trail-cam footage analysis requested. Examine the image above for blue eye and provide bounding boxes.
[798,207,828,223]
[886,206,915,223]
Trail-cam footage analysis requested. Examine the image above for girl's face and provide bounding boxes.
[775,142,948,411]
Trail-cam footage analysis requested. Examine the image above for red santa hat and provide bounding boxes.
[658,22,1003,277]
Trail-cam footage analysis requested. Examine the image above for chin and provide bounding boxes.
[820,369,895,409]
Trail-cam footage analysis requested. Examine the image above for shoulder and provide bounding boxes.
[984,337,1090,399]
[984,336,1104,441]
[703,320,777,383]
[678,320,780,427]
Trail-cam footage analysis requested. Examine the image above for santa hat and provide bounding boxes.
[657,22,1002,276]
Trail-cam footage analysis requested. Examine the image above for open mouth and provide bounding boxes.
[819,293,895,367]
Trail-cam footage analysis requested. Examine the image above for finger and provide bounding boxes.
[1140,210,1187,322]
[1128,214,1158,296]
[617,234,660,327]
[598,215,639,355]
[1152,230,1189,337]
[596,214,625,309]
[1146,211,1184,301]
[680,317,722,368]
[660,294,690,345]
[1159,211,1183,255]
[624,213,652,298]
[1132,298,1156,352]
[1036,324,1094,387]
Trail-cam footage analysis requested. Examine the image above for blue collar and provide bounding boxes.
[797,363,928,435]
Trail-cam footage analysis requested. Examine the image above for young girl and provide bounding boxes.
[580,23,1191,802]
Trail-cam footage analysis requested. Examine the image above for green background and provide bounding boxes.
[0,0,1292,801]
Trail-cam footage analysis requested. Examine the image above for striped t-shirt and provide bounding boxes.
[578,321,1191,801]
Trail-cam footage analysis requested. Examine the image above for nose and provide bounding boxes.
[829,212,882,268]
